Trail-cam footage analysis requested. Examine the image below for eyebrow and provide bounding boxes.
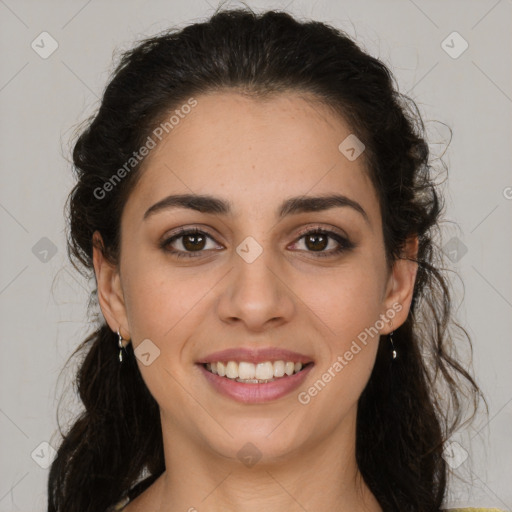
[143,193,370,225]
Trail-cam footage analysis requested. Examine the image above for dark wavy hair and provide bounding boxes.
[49,6,485,512]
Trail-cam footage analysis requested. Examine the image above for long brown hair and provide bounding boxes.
[49,7,485,512]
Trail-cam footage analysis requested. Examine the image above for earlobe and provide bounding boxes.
[92,230,130,338]
[381,235,419,334]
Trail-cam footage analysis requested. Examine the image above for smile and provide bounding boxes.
[198,361,314,403]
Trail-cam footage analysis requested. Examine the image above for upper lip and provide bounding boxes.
[197,347,314,365]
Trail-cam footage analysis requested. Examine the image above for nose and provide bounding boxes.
[216,245,295,332]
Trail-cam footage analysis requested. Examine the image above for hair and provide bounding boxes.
[49,6,486,512]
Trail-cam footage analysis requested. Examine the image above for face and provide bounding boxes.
[93,91,417,464]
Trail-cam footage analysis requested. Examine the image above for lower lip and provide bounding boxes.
[198,363,314,404]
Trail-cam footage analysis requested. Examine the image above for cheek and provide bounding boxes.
[296,268,385,414]
[121,264,211,408]
[296,262,386,404]
[122,251,209,341]
[301,263,386,338]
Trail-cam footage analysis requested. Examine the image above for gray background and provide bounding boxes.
[0,0,511,510]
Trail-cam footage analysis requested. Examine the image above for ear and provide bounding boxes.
[92,230,130,340]
[380,235,419,335]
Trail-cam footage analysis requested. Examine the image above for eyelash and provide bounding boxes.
[160,226,355,260]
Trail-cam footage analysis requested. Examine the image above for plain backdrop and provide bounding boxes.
[0,0,511,510]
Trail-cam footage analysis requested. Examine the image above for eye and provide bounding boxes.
[290,227,354,258]
[160,226,355,259]
[160,228,222,259]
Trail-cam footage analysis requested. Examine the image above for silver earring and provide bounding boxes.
[389,331,397,360]
[117,328,126,363]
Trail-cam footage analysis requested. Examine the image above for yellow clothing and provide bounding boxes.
[445,509,506,511]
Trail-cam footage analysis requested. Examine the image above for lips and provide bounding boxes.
[197,347,314,365]
[195,346,314,403]
[198,361,314,403]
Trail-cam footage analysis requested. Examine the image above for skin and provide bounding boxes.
[93,91,418,512]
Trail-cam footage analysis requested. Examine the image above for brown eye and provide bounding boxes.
[181,232,207,251]
[291,228,355,258]
[160,228,221,258]
[304,232,329,252]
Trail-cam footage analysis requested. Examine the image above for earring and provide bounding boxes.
[389,331,397,360]
[117,328,129,363]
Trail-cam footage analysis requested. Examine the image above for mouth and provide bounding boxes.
[196,360,315,404]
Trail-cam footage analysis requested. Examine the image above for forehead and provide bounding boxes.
[124,91,380,224]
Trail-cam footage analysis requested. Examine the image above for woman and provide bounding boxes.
[48,7,495,512]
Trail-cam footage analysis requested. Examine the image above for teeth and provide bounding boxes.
[225,361,238,379]
[205,360,305,381]
[273,360,285,377]
[256,362,274,380]
[238,361,256,380]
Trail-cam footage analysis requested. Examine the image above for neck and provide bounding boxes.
[138,408,382,512]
